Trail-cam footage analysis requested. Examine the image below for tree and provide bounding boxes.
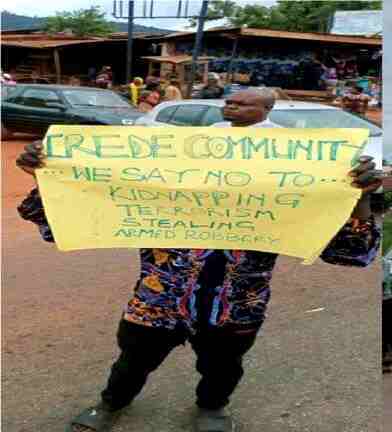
[275,1,383,33]
[45,6,115,37]
[196,0,382,32]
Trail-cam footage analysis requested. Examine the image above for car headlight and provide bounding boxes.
[121,119,134,125]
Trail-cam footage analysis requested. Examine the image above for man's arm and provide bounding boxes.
[17,187,55,243]
[16,141,55,243]
[320,216,380,267]
[320,156,381,267]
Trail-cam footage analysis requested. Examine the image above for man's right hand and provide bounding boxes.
[16,140,46,177]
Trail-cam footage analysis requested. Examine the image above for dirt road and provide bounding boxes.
[2,138,383,432]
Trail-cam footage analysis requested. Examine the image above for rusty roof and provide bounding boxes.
[1,32,168,49]
[141,55,215,64]
[240,27,382,45]
[155,25,382,46]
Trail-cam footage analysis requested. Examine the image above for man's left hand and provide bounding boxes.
[348,156,382,220]
[349,156,382,194]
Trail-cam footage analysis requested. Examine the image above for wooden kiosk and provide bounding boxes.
[142,55,214,96]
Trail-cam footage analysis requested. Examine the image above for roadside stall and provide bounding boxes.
[141,55,214,96]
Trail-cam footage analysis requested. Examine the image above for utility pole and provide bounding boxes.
[185,0,209,98]
[113,0,222,90]
[126,1,135,82]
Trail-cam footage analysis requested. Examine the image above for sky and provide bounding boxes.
[4,0,277,30]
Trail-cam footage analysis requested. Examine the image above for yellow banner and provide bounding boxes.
[36,126,369,264]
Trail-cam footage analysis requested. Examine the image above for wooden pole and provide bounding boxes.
[227,37,239,84]
[126,0,135,83]
[53,49,61,84]
[185,0,209,98]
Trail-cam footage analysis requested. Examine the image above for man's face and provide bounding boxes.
[223,92,272,126]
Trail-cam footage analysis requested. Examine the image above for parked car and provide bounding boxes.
[1,84,145,139]
[135,99,382,168]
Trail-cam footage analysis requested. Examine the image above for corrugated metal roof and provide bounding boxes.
[331,10,382,36]
[2,38,111,48]
[155,25,382,45]
[240,27,382,45]
[141,55,214,64]
[1,32,168,49]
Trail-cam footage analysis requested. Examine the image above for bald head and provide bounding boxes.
[223,88,276,126]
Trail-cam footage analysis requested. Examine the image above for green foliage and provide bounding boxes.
[197,0,382,32]
[44,6,115,37]
[385,192,392,209]
[383,213,392,255]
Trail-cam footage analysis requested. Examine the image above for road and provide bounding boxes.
[2,137,383,432]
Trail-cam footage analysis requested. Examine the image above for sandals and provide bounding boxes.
[65,404,122,432]
[194,408,235,432]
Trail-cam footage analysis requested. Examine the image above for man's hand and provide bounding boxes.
[16,140,46,177]
[349,155,382,220]
[349,156,382,194]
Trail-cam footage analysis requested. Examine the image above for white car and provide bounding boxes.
[135,99,382,169]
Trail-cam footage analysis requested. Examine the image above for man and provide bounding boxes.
[301,55,325,91]
[96,66,113,90]
[342,84,371,115]
[163,77,183,101]
[212,88,279,128]
[16,90,381,432]
[198,72,224,99]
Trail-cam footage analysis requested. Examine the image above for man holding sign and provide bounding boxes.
[17,90,381,432]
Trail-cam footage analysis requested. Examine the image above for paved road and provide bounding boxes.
[384,375,392,430]
[3,138,382,432]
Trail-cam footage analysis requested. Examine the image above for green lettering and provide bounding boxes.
[128,135,152,158]
[151,135,176,158]
[93,135,127,158]
[92,168,112,182]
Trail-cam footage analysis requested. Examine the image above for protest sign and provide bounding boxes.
[36,126,369,264]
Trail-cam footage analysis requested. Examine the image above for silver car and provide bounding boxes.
[135,99,382,169]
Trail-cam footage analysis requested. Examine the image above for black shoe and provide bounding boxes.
[194,407,235,432]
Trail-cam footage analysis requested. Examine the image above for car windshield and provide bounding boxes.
[63,89,129,108]
[269,109,382,137]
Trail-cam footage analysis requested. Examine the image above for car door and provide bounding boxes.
[166,105,209,126]
[4,87,68,135]
[200,106,224,126]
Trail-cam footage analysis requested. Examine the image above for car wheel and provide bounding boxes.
[1,123,14,141]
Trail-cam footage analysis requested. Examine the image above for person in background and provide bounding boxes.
[87,67,97,86]
[198,72,224,99]
[0,70,16,85]
[138,81,161,113]
[301,55,325,90]
[163,77,183,101]
[96,66,113,89]
[30,70,40,84]
[345,60,359,80]
[128,77,144,107]
[68,76,81,86]
[16,89,381,432]
[323,67,338,89]
[342,84,371,115]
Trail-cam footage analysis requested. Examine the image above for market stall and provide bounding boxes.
[141,55,214,95]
